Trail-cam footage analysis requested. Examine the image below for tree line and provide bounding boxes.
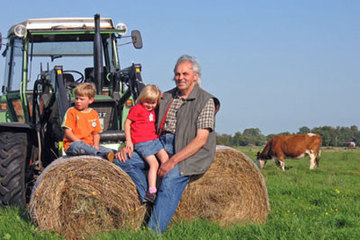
[216,125,359,147]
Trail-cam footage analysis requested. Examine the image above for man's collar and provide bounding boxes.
[174,83,199,100]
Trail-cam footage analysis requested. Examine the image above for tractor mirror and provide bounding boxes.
[131,30,143,49]
[0,32,2,50]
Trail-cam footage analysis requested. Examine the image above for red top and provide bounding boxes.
[127,104,158,144]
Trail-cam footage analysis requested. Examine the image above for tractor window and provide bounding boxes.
[6,38,23,91]
[27,55,93,90]
[106,37,119,72]
[27,41,94,90]
[31,41,93,56]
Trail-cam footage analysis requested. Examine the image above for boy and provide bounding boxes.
[62,82,114,161]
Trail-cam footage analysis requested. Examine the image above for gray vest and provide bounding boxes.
[157,84,220,176]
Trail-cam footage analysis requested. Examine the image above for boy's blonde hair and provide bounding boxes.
[136,84,161,105]
[75,83,96,98]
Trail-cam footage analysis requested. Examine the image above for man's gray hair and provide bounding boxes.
[173,55,201,86]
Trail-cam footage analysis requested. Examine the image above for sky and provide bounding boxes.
[0,0,359,135]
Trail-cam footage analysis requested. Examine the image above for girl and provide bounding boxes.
[124,84,169,203]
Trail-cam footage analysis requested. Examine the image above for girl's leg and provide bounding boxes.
[156,149,169,164]
[144,155,159,188]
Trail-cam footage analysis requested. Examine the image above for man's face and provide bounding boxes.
[174,61,198,94]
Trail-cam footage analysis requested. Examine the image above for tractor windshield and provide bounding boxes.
[27,41,93,89]
[26,33,117,90]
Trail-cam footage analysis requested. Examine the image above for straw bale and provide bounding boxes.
[175,146,270,225]
[28,156,146,240]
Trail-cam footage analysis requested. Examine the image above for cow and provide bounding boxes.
[257,133,322,171]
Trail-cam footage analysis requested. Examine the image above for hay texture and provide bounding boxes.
[28,156,146,240]
[176,145,270,225]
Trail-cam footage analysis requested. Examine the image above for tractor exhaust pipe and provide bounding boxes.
[94,14,103,94]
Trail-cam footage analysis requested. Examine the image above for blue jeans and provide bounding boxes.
[66,141,114,157]
[113,133,190,233]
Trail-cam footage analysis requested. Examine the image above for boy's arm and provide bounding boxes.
[124,118,134,152]
[64,128,81,142]
[91,109,102,150]
[93,133,100,150]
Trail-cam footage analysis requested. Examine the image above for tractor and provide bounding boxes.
[0,14,145,207]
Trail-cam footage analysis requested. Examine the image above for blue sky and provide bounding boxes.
[1,0,359,135]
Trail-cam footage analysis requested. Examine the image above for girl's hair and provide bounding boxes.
[75,83,96,98]
[136,84,161,105]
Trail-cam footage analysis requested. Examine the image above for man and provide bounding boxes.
[114,55,220,233]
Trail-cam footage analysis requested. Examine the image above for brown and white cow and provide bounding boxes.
[257,133,322,171]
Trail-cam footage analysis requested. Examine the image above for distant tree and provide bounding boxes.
[312,126,335,146]
[217,125,360,147]
[298,126,311,134]
[216,133,232,146]
[277,131,291,136]
[233,131,244,146]
[335,125,359,146]
[242,128,266,146]
[266,134,276,141]
[266,131,290,139]
[350,125,360,144]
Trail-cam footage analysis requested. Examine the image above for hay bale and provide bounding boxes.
[175,145,270,225]
[28,156,146,240]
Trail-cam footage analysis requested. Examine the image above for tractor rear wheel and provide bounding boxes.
[0,130,27,207]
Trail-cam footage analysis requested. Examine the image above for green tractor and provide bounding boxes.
[0,14,145,207]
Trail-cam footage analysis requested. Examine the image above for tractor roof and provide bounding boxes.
[8,17,126,37]
[16,17,114,30]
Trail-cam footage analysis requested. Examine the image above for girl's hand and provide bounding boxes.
[126,142,134,153]
[115,146,132,162]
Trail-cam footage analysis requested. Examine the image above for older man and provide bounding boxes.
[114,55,220,233]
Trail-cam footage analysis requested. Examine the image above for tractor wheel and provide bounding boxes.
[0,131,27,207]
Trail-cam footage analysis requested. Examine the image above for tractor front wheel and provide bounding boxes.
[0,130,27,207]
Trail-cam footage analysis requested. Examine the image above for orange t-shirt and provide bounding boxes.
[62,107,102,151]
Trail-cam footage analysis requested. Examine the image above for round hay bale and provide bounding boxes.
[28,156,146,240]
[175,145,270,225]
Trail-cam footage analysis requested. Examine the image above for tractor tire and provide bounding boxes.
[0,131,27,207]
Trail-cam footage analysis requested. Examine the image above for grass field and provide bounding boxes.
[1,147,359,239]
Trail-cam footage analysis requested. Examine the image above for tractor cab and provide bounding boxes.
[0,15,144,172]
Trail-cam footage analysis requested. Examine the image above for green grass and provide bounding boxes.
[0,207,59,240]
[1,147,359,239]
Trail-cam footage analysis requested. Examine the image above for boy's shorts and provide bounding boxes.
[134,138,164,158]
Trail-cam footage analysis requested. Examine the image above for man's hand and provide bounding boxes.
[115,147,132,162]
[157,129,210,177]
[158,158,176,178]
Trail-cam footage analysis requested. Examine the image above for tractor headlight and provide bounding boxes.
[13,24,26,38]
[0,103,8,112]
[115,23,128,35]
